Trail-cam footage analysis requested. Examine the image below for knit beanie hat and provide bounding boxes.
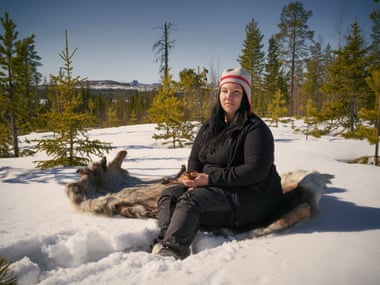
[219,67,252,112]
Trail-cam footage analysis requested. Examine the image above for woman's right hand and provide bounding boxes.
[182,171,209,189]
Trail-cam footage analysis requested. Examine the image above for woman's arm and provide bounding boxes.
[187,123,207,172]
[208,123,274,187]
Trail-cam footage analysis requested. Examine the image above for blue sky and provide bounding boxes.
[1,0,375,83]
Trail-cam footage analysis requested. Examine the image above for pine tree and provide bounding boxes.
[321,20,370,133]
[129,110,138,125]
[133,93,144,123]
[303,41,326,111]
[0,116,11,157]
[303,98,320,140]
[125,92,143,124]
[0,257,17,285]
[360,70,380,165]
[33,31,111,168]
[20,35,42,127]
[369,0,380,71]
[149,81,194,148]
[176,67,212,122]
[268,89,288,127]
[151,25,194,147]
[276,1,314,115]
[0,13,41,157]
[238,17,265,114]
[105,106,119,127]
[263,36,288,113]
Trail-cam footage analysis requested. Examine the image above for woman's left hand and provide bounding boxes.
[182,171,209,189]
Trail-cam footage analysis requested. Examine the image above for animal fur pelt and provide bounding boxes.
[64,150,334,237]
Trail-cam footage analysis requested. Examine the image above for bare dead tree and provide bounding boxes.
[335,8,346,50]
[152,21,176,86]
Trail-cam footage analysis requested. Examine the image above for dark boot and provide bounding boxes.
[158,245,190,260]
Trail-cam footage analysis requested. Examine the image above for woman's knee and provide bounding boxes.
[158,185,187,212]
[160,184,186,199]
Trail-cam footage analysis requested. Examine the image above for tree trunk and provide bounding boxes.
[164,22,169,85]
[375,93,380,166]
[10,111,19,157]
[290,32,296,115]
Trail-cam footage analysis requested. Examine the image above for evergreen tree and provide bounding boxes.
[104,106,119,127]
[276,1,314,115]
[268,89,288,127]
[238,17,265,114]
[303,41,326,111]
[151,24,194,147]
[149,81,194,148]
[263,36,288,114]
[112,92,126,124]
[357,70,380,165]
[33,31,111,168]
[369,0,380,71]
[125,92,144,124]
[88,94,96,116]
[321,20,370,132]
[0,115,11,157]
[0,257,17,285]
[133,93,145,123]
[0,13,41,157]
[129,110,138,125]
[15,36,42,133]
[303,98,320,140]
[176,67,212,121]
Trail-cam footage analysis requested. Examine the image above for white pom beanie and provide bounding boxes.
[219,67,252,113]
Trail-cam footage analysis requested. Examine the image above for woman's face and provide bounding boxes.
[219,83,244,121]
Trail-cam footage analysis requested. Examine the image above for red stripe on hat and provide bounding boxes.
[220,75,251,88]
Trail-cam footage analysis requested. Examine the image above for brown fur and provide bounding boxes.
[64,150,334,236]
[250,203,311,237]
[64,150,185,218]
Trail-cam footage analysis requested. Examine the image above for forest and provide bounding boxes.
[0,1,379,166]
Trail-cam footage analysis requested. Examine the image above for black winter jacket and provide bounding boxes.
[188,113,284,226]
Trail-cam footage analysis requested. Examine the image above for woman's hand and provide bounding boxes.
[182,171,209,189]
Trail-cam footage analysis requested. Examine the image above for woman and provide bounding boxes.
[153,67,284,259]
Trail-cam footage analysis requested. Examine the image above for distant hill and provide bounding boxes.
[82,80,161,91]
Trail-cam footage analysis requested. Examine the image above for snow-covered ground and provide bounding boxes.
[1,121,379,285]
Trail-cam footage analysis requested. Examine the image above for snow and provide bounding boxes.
[1,121,380,285]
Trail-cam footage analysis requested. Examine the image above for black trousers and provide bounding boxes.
[157,184,235,250]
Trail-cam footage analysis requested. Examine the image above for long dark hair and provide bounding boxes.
[198,92,251,158]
